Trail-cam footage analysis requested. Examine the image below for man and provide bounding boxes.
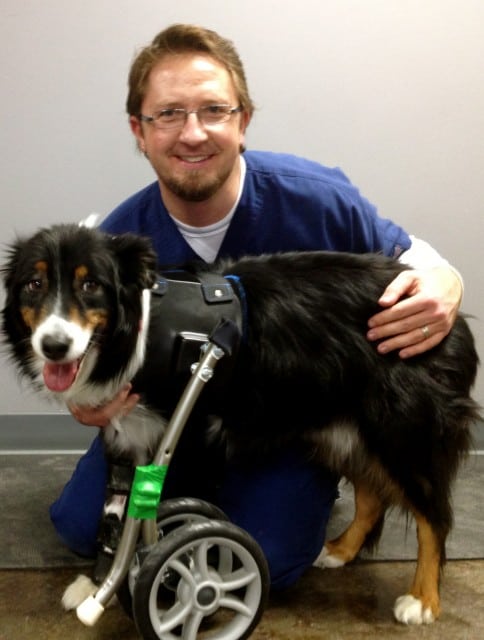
[51,24,463,589]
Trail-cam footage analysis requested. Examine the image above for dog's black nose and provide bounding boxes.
[41,335,72,361]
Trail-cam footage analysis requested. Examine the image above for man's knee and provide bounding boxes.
[49,435,108,556]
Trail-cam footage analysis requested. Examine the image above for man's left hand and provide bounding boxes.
[367,266,463,358]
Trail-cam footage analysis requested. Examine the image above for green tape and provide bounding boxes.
[127,464,168,520]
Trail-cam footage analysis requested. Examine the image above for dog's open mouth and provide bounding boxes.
[43,361,80,392]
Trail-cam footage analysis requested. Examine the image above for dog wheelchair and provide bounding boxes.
[75,318,270,640]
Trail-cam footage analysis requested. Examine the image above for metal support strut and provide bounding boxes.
[75,320,236,627]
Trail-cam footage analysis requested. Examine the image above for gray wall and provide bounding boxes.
[1,0,483,416]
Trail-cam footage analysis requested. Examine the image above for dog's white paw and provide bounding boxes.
[313,545,346,569]
[393,594,435,625]
[62,574,97,610]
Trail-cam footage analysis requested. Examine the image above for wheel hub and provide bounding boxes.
[196,584,218,607]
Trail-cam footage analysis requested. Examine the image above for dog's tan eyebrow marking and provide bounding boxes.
[34,260,48,274]
[75,265,89,280]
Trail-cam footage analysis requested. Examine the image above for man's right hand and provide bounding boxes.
[68,383,140,428]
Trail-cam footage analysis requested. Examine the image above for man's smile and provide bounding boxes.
[178,154,213,164]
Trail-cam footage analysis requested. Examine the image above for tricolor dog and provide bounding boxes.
[1,223,479,624]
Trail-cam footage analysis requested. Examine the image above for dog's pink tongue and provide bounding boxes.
[43,361,79,392]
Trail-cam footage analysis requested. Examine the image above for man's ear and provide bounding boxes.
[108,233,158,289]
[129,116,147,155]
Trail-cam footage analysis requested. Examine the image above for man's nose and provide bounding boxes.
[177,112,209,143]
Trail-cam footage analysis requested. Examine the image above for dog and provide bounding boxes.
[1,223,480,625]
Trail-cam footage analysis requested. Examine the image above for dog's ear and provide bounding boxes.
[107,233,158,289]
[1,238,28,292]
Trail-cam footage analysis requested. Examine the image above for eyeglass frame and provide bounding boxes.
[137,104,243,130]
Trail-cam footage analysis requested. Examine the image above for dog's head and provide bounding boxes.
[1,223,157,394]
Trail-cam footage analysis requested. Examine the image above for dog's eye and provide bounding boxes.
[26,279,43,292]
[81,279,101,294]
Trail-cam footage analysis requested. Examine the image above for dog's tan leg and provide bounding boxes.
[318,482,384,568]
[393,511,441,624]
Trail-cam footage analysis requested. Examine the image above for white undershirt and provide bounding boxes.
[170,156,247,263]
[399,235,463,291]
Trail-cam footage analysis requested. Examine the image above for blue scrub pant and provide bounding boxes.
[50,433,338,589]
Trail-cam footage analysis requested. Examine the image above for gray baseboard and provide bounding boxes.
[1,414,484,453]
[0,414,95,451]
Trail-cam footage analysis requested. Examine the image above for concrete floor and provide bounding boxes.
[2,425,484,639]
[2,560,484,639]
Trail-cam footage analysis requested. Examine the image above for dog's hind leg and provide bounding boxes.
[393,511,442,624]
[318,481,385,568]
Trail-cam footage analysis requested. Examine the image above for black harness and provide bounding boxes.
[131,270,243,407]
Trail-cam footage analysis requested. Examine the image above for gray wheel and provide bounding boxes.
[132,520,270,640]
[118,498,229,618]
[156,498,229,535]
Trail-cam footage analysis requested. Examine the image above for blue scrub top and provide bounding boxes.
[101,150,411,263]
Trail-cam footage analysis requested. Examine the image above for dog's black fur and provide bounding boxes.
[1,223,480,623]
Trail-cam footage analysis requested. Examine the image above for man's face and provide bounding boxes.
[130,53,249,204]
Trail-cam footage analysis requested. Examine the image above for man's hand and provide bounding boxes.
[367,265,463,358]
[69,384,140,428]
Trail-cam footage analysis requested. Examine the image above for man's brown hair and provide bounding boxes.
[126,24,255,118]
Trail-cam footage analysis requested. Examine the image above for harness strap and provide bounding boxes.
[224,274,248,343]
[198,272,235,304]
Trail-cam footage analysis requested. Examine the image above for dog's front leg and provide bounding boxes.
[393,511,441,624]
[62,457,135,611]
[317,481,384,568]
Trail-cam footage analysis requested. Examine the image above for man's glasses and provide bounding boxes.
[138,104,242,130]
